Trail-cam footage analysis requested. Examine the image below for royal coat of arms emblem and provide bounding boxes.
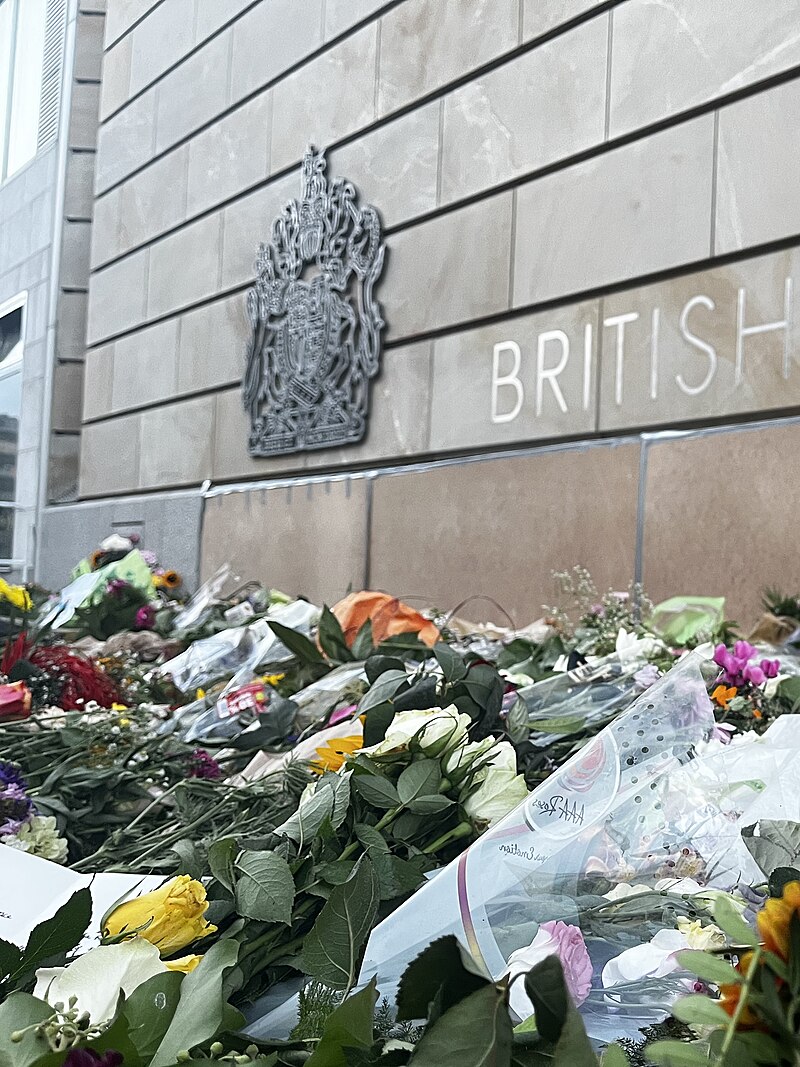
[242,146,386,456]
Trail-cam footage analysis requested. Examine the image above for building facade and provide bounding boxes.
[0,0,103,580]
[33,0,800,624]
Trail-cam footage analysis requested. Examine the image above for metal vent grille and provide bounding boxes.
[37,0,67,151]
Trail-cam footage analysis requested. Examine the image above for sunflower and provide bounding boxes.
[310,735,363,774]
[0,578,32,613]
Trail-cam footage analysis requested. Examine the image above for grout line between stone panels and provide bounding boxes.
[710,108,720,258]
[604,8,613,139]
[90,59,800,284]
[84,227,800,360]
[94,0,625,202]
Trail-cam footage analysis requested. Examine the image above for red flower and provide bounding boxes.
[0,681,31,721]
[29,646,119,710]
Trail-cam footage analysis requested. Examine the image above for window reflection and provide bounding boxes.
[6,0,46,177]
[0,305,22,513]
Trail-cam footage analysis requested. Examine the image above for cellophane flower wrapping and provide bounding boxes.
[360,651,800,1042]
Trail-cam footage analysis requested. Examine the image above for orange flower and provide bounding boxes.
[719,952,759,1028]
[332,591,440,649]
[310,735,363,774]
[711,684,737,709]
[757,881,800,960]
[153,570,182,589]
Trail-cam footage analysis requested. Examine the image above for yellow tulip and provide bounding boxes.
[0,578,32,613]
[105,876,217,956]
[165,954,203,973]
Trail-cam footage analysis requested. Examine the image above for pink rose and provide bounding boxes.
[503,920,593,1021]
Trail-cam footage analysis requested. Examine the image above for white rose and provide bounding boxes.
[444,737,496,775]
[676,918,726,951]
[615,627,659,664]
[34,938,166,1025]
[463,766,528,830]
[603,883,652,901]
[363,706,470,757]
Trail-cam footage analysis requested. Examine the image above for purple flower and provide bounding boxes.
[106,578,129,598]
[761,658,781,679]
[504,921,593,1020]
[134,604,156,630]
[140,549,158,567]
[634,664,660,690]
[709,722,736,744]
[734,640,757,662]
[743,663,766,687]
[713,643,729,668]
[187,749,222,780]
[0,761,27,791]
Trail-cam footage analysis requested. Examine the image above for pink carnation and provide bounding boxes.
[504,920,593,1021]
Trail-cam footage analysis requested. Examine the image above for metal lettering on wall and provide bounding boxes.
[243,146,386,456]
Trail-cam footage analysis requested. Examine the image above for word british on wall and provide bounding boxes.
[480,249,800,438]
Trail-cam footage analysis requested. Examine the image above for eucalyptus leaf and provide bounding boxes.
[602,1047,631,1067]
[235,851,295,925]
[302,855,379,990]
[647,1040,711,1065]
[0,993,53,1067]
[408,982,512,1067]
[675,950,741,986]
[671,994,729,1026]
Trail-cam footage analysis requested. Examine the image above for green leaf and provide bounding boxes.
[742,820,800,878]
[0,938,23,982]
[407,795,453,816]
[769,866,800,898]
[0,993,53,1067]
[302,855,380,990]
[506,698,530,744]
[365,656,406,684]
[235,851,295,925]
[397,759,441,806]
[396,936,489,1022]
[434,644,467,684]
[19,888,92,975]
[671,994,729,1026]
[409,983,512,1067]
[647,1040,711,1066]
[522,955,569,1044]
[552,1005,597,1066]
[675,950,741,986]
[713,896,758,947]
[790,911,800,994]
[208,837,238,893]
[318,606,354,664]
[362,703,397,747]
[352,773,400,810]
[168,838,204,879]
[268,620,327,666]
[358,670,409,714]
[123,971,184,1060]
[351,619,375,661]
[602,1047,631,1067]
[274,776,344,843]
[305,977,379,1067]
[150,938,243,1067]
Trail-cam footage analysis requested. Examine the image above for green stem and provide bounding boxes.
[717,946,761,1066]
[423,821,472,855]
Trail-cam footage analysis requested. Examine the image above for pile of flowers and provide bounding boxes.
[0,759,67,861]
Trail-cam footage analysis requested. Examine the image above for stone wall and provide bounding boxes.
[72,0,800,623]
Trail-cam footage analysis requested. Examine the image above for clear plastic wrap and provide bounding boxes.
[359,652,800,1042]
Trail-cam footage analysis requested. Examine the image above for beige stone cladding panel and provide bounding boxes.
[610,0,800,137]
[716,77,800,255]
[87,247,149,345]
[328,103,439,229]
[430,304,600,451]
[384,192,514,340]
[79,413,141,496]
[369,443,641,626]
[513,116,715,307]
[65,153,96,217]
[56,292,89,362]
[110,319,179,412]
[598,249,800,432]
[128,0,195,96]
[69,83,101,151]
[196,0,253,41]
[325,0,387,39]
[642,422,800,627]
[104,0,160,47]
[75,11,105,80]
[147,213,222,320]
[187,93,273,218]
[377,0,519,117]
[220,172,299,290]
[154,31,233,155]
[91,186,121,267]
[114,146,189,261]
[138,395,215,488]
[99,34,132,121]
[270,23,378,173]
[52,364,84,432]
[201,478,371,603]
[82,344,114,421]
[440,14,608,205]
[178,294,249,395]
[95,87,156,193]
[230,0,325,104]
[522,0,607,39]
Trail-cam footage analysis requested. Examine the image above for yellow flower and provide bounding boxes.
[676,917,726,951]
[758,880,800,960]
[310,734,363,774]
[196,688,206,700]
[263,673,285,687]
[112,703,128,712]
[0,578,32,613]
[105,876,217,956]
[165,954,203,973]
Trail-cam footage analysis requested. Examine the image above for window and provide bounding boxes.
[0,0,48,181]
[0,302,24,571]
